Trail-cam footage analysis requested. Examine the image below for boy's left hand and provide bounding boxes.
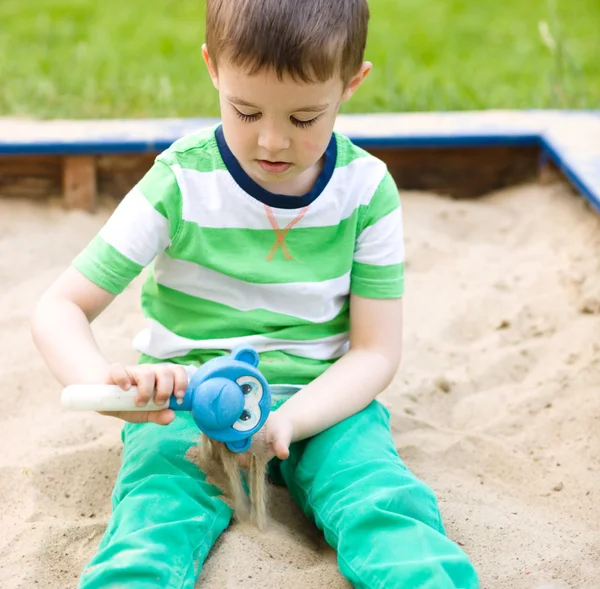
[236,410,294,467]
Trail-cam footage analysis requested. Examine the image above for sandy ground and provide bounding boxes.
[0,180,599,589]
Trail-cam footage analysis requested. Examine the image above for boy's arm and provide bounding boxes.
[31,266,116,386]
[272,293,403,445]
[31,266,188,425]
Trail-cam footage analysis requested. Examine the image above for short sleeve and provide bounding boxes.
[351,170,404,299]
[72,160,183,294]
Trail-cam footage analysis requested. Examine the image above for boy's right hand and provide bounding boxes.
[100,363,189,425]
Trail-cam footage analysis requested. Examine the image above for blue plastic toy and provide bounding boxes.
[171,345,271,452]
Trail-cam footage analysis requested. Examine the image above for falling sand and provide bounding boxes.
[0,179,599,588]
[189,433,271,531]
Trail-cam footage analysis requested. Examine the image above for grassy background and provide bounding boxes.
[0,0,598,118]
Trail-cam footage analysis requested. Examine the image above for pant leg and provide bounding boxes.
[79,413,232,589]
[278,400,480,589]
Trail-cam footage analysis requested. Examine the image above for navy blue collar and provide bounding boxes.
[215,124,337,210]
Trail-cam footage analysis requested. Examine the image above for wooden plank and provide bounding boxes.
[0,155,62,200]
[96,147,541,203]
[369,145,540,198]
[538,153,562,186]
[62,156,97,211]
[93,147,540,203]
[97,153,155,199]
[0,154,62,175]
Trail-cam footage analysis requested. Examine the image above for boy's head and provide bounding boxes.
[203,0,371,194]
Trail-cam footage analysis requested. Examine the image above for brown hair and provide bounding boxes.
[206,0,370,86]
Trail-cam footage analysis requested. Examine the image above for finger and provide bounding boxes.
[108,363,131,389]
[98,410,175,425]
[132,367,156,406]
[154,367,174,405]
[172,365,189,399]
[146,409,176,425]
[98,410,120,418]
[273,440,290,461]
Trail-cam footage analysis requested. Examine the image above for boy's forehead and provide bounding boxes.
[217,60,344,107]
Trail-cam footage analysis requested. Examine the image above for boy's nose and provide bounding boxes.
[258,123,291,154]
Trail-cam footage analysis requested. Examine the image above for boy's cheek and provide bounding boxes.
[302,132,332,160]
[304,116,338,156]
[302,139,319,153]
[221,116,251,153]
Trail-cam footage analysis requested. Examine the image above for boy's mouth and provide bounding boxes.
[256,160,292,174]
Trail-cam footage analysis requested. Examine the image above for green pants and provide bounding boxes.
[80,400,479,589]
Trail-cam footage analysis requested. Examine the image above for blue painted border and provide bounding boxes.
[542,138,600,214]
[0,141,171,156]
[0,133,542,155]
[0,111,598,211]
[345,134,541,149]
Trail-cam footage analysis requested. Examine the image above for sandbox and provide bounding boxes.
[1,111,599,589]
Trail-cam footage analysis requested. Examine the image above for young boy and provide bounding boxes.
[31,0,479,587]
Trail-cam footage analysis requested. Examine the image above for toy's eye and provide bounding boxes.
[232,408,259,432]
[233,376,264,432]
[235,376,262,402]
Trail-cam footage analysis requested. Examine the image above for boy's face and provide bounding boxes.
[203,46,370,195]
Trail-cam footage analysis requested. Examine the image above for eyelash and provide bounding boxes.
[292,117,318,129]
[234,109,319,129]
[235,111,260,124]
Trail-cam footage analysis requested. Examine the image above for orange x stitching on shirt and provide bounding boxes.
[264,204,309,261]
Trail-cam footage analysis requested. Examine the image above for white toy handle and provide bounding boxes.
[61,385,170,412]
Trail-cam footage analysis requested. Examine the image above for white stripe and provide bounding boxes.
[174,156,386,229]
[133,318,349,361]
[99,187,170,266]
[154,256,350,323]
[354,207,405,266]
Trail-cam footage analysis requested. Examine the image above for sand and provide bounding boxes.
[0,179,599,589]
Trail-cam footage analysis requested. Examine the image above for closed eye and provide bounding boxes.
[235,108,261,123]
[233,106,320,129]
[290,115,320,129]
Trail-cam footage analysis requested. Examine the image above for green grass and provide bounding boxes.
[0,0,598,118]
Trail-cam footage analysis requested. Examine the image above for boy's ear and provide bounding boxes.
[202,44,219,90]
[341,61,372,102]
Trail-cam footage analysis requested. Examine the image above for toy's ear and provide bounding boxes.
[231,345,259,367]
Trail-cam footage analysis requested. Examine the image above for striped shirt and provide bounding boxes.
[73,125,404,385]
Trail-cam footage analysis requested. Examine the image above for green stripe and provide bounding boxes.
[136,161,184,243]
[159,126,227,172]
[142,272,350,340]
[334,133,371,168]
[351,262,405,299]
[73,235,144,294]
[358,171,401,233]
[173,213,358,284]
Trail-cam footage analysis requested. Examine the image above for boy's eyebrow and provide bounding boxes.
[227,96,330,112]
[294,103,330,113]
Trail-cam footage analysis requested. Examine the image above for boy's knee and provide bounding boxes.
[322,468,445,536]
